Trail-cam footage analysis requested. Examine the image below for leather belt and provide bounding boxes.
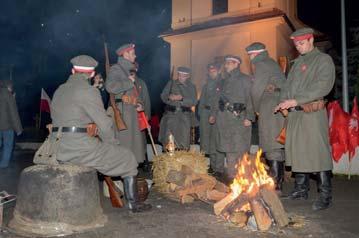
[165,105,191,112]
[52,127,87,133]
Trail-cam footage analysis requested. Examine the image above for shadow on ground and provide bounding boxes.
[1,150,359,238]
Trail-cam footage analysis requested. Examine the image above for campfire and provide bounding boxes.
[214,150,289,231]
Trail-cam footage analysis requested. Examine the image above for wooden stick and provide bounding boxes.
[147,127,158,156]
[260,187,289,227]
[250,197,272,231]
[221,194,249,218]
[214,192,236,215]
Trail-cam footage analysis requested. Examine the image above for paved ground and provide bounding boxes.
[1,150,359,238]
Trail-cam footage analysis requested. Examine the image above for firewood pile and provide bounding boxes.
[152,151,229,203]
[214,150,289,231]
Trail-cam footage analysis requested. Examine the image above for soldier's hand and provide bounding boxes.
[208,116,216,124]
[243,119,252,127]
[274,99,298,112]
[136,103,144,112]
[128,75,136,82]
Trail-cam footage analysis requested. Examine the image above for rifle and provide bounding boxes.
[103,39,127,131]
[169,65,175,95]
[104,176,124,208]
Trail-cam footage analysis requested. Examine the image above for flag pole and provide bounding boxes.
[147,127,158,156]
[39,89,42,129]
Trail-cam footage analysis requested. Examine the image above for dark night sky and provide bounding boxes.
[0,0,358,127]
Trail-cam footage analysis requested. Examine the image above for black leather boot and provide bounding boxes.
[312,171,332,211]
[123,176,152,213]
[268,161,284,192]
[287,173,309,200]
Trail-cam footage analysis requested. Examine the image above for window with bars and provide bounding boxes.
[212,0,228,15]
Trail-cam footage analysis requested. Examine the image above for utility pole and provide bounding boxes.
[341,0,349,112]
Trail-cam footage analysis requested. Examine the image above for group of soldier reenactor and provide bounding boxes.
[49,27,335,213]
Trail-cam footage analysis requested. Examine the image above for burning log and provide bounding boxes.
[250,197,272,231]
[260,187,289,227]
[213,150,288,231]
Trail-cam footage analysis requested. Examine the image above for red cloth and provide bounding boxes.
[149,114,160,139]
[40,88,51,113]
[327,101,350,162]
[349,97,359,160]
[138,111,150,131]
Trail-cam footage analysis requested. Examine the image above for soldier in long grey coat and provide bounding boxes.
[246,42,286,193]
[159,67,197,150]
[105,44,146,164]
[275,28,335,211]
[133,62,151,171]
[210,55,255,182]
[199,63,225,175]
[51,55,151,212]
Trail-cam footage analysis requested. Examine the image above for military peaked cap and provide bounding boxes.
[224,55,241,64]
[207,63,220,71]
[116,43,135,56]
[70,55,98,72]
[177,66,191,75]
[290,28,314,41]
[245,42,266,54]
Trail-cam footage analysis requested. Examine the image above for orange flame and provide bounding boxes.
[230,149,274,199]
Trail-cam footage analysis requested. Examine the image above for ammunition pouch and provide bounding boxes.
[219,99,246,117]
[116,95,137,105]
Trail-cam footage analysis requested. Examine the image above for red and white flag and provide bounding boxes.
[349,97,359,160]
[40,88,51,113]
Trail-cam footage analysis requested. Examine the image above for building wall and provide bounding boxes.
[164,17,294,95]
[172,0,301,29]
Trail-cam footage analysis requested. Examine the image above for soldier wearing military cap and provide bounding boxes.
[105,43,147,165]
[131,62,152,171]
[275,27,335,210]
[199,63,225,175]
[210,55,255,182]
[246,42,286,193]
[159,66,197,150]
[51,55,151,212]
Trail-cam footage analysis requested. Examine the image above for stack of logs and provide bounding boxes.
[213,152,289,231]
[165,165,230,203]
[213,186,288,230]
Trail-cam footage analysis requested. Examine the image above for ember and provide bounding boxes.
[214,150,289,231]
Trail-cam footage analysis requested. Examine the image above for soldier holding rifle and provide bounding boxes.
[105,44,147,164]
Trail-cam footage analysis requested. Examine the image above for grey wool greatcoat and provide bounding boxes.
[199,76,220,154]
[0,84,22,134]
[212,68,255,154]
[51,73,138,177]
[250,52,285,153]
[281,48,335,172]
[105,57,146,163]
[159,79,197,149]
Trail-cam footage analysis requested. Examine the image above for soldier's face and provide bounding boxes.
[178,73,189,84]
[208,70,218,79]
[249,53,259,60]
[224,60,239,73]
[124,49,136,63]
[294,38,314,55]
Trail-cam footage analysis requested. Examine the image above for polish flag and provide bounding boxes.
[40,88,51,113]
[349,97,359,160]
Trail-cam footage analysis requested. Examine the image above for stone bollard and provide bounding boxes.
[8,164,107,237]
